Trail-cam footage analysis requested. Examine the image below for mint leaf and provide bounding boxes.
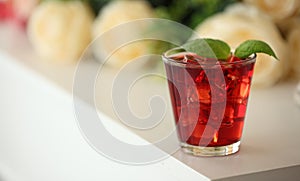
[234,40,278,60]
[182,38,231,60]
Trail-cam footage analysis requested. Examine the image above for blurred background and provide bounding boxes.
[1,0,300,88]
[1,1,300,180]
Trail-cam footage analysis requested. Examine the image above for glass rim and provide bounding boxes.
[162,47,256,67]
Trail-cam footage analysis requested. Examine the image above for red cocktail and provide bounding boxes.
[163,48,256,156]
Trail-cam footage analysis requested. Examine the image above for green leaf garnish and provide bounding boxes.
[234,40,278,60]
[181,38,278,62]
[182,38,231,60]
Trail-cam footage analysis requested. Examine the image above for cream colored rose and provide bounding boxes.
[92,0,155,68]
[27,1,94,64]
[244,0,300,21]
[195,4,289,87]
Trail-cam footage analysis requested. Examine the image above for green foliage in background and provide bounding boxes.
[42,0,238,26]
[148,0,238,28]
[147,0,238,54]
[40,0,238,53]
[85,0,110,15]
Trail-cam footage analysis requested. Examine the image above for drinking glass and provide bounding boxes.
[163,48,256,156]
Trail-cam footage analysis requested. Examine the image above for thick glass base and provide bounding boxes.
[181,141,240,156]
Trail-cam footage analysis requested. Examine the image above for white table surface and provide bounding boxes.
[1,23,300,181]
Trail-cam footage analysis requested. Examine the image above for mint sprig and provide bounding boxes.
[234,40,278,60]
[182,39,230,60]
[182,38,278,61]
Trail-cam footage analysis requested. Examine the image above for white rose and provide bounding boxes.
[244,0,300,21]
[195,3,289,87]
[27,1,94,64]
[92,0,155,68]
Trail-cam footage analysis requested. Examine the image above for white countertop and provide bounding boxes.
[1,23,300,181]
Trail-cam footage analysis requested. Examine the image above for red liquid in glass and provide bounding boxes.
[164,53,255,147]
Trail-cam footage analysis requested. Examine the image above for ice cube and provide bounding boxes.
[197,85,211,104]
[183,54,189,63]
[195,70,206,83]
[239,81,250,98]
[186,85,199,104]
[234,103,247,118]
[224,102,235,118]
[227,73,238,81]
